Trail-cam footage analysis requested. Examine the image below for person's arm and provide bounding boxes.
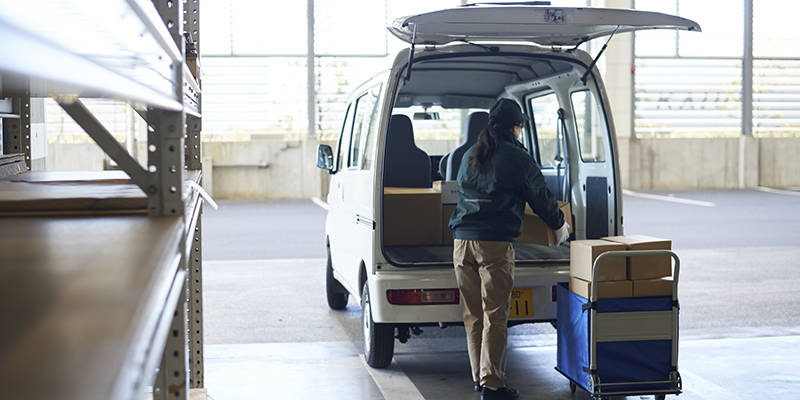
[519,161,564,230]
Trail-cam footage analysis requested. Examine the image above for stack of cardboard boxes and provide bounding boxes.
[434,180,573,247]
[569,235,674,299]
[384,181,578,248]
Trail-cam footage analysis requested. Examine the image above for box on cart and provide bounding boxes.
[569,276,632,299]
[570,240,627,282]
[633,278,674,297]
[601,235,672,280]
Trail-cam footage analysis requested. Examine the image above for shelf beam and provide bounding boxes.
[0,2,182,110]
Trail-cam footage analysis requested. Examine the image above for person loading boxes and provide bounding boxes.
[449,98,570,400]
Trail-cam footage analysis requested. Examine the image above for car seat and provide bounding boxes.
[383,115,432,188]
[443,111,489,180]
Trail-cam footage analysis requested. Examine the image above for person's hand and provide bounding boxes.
[555,222,570,246]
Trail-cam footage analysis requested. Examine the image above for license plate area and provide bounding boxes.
[509,288,534,319]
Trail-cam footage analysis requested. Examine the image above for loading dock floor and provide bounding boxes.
[200,190,800,399]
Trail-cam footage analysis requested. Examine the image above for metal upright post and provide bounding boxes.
[185,0,200,53]
[147,108,186,217]
[189,214,204,389]
[185,0,202,172]
[153,0,190,398]
[307,0,316,139]
[149,0,186,217]
[154,284,190,400]
[4,76,31,169]
[740,0,754,189]
[186,115,202,171]
[742,0,753,137]
[184,0,204,390]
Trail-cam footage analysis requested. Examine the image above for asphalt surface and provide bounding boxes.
[203,189,800,260]
[203,199,327,261]
[200,189,800,399]
[202,189,800,340]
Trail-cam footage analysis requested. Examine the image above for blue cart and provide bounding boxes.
[556,250,682,400]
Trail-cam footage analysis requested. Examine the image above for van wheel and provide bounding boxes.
[362,282,394,368]
[326,248,348,310]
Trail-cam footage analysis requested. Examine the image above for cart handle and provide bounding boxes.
[591,250,680,302]
[589,249,681,376]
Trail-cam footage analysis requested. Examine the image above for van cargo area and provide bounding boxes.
[384,241,570,265]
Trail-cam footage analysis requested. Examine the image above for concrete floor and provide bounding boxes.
[200,189,800,399]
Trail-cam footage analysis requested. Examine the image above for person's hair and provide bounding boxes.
[468,117,521,172]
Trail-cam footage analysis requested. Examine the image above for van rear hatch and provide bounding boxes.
[389,4,700,47]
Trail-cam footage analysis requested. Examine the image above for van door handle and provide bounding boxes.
[356,215,375,230]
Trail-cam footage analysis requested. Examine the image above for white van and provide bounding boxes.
[316,4,699,368]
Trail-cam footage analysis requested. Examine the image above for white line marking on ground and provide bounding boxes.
[311,196,330,211]
[757,186,800,197]
[361,358,425,400]
[623,189,716,207]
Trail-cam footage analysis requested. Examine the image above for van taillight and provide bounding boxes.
[552,285,558,302]
[387,289,460,305]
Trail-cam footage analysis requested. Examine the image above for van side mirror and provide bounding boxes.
[316,144,335,172]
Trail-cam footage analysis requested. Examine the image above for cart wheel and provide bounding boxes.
[588,375,600,394]
[671,371,683,391]
[569,381,576,393]
[655,395,666,400]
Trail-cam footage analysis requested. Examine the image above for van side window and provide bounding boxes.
[361,84,383,170]
[349,95,368,168]
[529,93,561,168]
[337,103,354,171]
[348,87,380,169]
[572,90,607,163]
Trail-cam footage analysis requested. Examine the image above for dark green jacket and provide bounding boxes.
[448,129,564,242]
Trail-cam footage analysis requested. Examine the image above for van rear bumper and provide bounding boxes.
[368,264,570,324]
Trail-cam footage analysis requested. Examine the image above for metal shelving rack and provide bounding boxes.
[0,1,205,399]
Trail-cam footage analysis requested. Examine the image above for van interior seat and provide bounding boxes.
[443,111,489,180]
[383,114,432,188]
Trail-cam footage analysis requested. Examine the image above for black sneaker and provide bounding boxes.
[474,381,482,392]
[481,387,519,400]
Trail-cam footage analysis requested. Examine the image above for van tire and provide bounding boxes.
[326,248,349,310]
[362,282,394,368]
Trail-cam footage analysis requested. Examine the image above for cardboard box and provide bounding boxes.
[602,235,672,280]
[517,201,572,246]
[441,204,456,246]
[569,276,632,299]
[186,57,202,80]
[570,240,627,282]
[633,278,674,297]
[432,181,461,204]
[383,187,442,246]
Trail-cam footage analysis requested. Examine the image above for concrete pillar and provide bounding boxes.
[602,0,635,189]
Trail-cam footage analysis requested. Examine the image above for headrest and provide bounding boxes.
[463,111,489,145]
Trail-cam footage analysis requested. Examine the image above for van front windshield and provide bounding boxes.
[391,105,487,157]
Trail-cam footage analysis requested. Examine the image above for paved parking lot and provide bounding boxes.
[201,189,800,399]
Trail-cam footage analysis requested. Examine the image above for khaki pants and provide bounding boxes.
[453,239,515,388]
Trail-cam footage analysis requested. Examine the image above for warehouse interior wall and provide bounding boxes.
[41,0,800,199]
[47,136,799,199]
